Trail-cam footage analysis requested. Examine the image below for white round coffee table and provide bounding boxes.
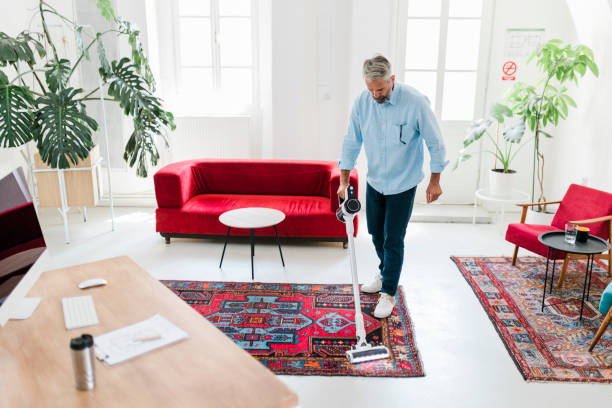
[218,207,286,280]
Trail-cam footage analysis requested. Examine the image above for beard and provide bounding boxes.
[374,89,392,104]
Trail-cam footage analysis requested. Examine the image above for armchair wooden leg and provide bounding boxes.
[589,308,612,352]
[607,251,611,277]
[556,255,570,289]
[512,246,519,266]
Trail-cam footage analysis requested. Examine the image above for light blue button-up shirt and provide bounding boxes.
[339,83,448,195]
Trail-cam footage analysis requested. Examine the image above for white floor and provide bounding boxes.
[35,207,610,408]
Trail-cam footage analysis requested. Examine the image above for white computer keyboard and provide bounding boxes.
[61,295,99,330]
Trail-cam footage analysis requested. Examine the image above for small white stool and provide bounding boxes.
[218,207,286,280]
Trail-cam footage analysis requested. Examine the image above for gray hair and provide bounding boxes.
[363,55,392,82]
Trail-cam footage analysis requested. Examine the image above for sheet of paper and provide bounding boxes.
[94,314,188,366]
[504,28,545,58]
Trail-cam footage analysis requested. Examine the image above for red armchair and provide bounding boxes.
[154,159,358,246]
[506,184,612,287]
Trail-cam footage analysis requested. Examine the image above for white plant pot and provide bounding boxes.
[488,169,516,198]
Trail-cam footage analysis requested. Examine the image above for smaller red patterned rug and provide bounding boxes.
[161,281,424,377]
[452,256,612,383]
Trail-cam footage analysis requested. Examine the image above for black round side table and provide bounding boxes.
[538,231,610,320]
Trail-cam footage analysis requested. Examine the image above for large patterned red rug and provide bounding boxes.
[452,256,612,383]
[161,281,423,377]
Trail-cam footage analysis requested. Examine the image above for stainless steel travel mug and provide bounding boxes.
[70,334,95,390]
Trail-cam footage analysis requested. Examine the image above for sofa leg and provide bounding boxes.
[165,236,171,245]
[512,246,519,265]
[342,240,348,249]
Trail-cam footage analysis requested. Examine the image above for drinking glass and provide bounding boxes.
[565,223,577,245]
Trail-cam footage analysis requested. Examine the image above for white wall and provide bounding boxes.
[3,0,609,204]
[548,0,612,199]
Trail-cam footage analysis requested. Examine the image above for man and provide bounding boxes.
[338,55,447,318]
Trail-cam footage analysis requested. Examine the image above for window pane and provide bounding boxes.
[449,0,483,17]
[408,0,441,17]
[219,0,251,16]
[180,18,212,66]
[405,19,440,69]
[180,68,214,95]
[445,20,481,70]
[442,72,477,120]
[220,68,252,109]
[179,0,210,16]
[219,18,251,66]
[404,71,437,109]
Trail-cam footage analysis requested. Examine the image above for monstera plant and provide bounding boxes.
[0,0,174,177]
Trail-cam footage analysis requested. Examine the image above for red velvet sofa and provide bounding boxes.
[154,159,358,245]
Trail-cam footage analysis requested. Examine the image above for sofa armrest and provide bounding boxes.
[154,161,199,208]
[329,167,359,212]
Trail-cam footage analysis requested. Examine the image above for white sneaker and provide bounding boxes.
[373,293,396,318]
[361,274,383,293]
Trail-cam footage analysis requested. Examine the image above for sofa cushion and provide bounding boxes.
[505,223,565,259]
[600,282,612,315]
[192,161,332,197]
[183,194,331,216]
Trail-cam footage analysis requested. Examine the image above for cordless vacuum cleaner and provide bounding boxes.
[337,185,390,364]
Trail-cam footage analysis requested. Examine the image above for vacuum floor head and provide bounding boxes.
[346,344,390,364]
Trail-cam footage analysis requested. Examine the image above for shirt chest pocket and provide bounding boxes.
[394,123,413,146]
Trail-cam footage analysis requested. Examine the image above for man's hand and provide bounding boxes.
[337,169,351,200]
[337,182,349,200]
[426,173,442,203]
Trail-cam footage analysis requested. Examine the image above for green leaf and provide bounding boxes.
[45,58,71,93]
[96,35,111,79]
[75,26,89,60]
[585,58,599,77]
[561,94,577,108]
[0,32,36,65]
[17,32,46,59]
[96,0,117,22]
[34,87,98,169]
[463,118,491,147]
[0,77,35,147]
[538,130,553,138]
[106,57,151,116]
[490,103,513,123]
[116,19,156,90]
[559,97,568,116]
[123,114,162,178]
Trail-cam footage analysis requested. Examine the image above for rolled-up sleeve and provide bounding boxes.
[339,103,363,170]
[418,97,448,173]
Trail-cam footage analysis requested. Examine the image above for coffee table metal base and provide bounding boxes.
[219,226,285,280]
[541,247,595,320]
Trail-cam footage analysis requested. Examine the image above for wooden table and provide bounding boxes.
[0,256,298,408]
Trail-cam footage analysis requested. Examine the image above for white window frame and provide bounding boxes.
[170,0,259,117]
[392,0,494,123]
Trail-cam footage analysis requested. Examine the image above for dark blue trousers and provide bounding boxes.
[366,183,416,296]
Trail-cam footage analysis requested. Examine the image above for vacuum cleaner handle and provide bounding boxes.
[337,185,361,223]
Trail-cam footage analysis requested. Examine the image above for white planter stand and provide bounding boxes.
[473,189,529,233]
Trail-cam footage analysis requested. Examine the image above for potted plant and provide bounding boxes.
[505,39,598,216]
[0,0,175,178]
[455,103,529,197]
